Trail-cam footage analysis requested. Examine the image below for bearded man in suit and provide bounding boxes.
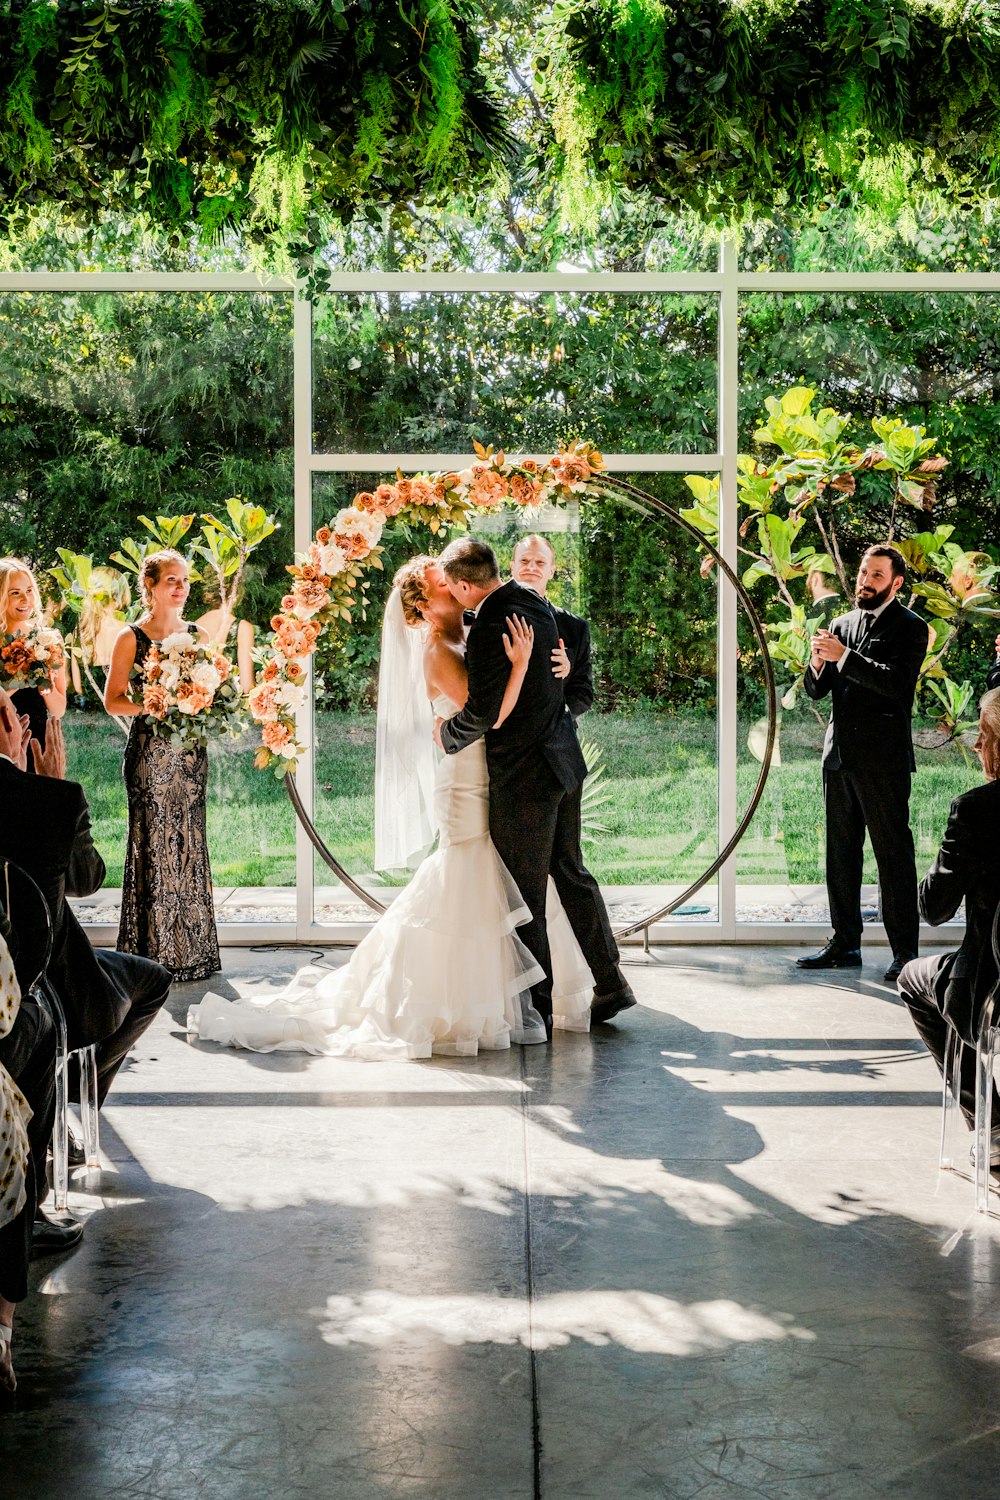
[798,544,929,984]
[898,689,1000,1150]
[436,538,634,1033]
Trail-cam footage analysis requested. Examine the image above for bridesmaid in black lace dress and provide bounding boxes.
[104,549,220,982]
[0,558,67,771]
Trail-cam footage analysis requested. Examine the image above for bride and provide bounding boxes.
[188,555,593,1059]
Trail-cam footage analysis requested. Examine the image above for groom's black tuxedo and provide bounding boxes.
[440,581,624,1021]
[0,756,170,1105]
[803,597,927,957]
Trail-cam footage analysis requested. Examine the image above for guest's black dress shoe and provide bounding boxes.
[591,986,637,1025]
[32,1209,83,1256]
[67,1127,86,1167]
[883,953,918,985]
[796,942,862,970]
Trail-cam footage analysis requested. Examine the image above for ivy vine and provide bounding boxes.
[0,0,513,289]
[542,0,1000,229]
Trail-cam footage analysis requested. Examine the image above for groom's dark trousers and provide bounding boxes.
[441,580,623,1022]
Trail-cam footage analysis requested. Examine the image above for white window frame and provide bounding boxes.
[6,247,995,944]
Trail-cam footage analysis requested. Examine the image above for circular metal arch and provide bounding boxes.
[286,475,778,939]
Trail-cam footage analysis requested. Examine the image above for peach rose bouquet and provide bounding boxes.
[136,631,244,749]
[0,624,64,691]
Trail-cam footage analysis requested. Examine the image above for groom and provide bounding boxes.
[436,538,635,1033]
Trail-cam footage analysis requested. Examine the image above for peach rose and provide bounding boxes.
[262,720,292,751]
[175,683,212,715]
[142,684,170,720]
[353,490,379,513]
[292,579,330,614]
[1,638,35,677]
[249,682,279,721]
[316,526,333,546]
[510,473,544,507]
[374,484,400,516]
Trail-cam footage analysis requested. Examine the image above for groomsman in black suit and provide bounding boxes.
[437,538,634,1033]
[0,686,171,1147]
[798,545,929,984]
[511,534,595,722]
[897,688,1000,1142]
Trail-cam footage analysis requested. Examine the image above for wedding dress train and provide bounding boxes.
[188,696,593,1059]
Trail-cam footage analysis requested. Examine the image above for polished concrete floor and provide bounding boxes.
[5,944,1000,1499]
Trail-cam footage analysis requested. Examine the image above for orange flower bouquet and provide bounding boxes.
[0,625,64,691]
[136,631,244,749]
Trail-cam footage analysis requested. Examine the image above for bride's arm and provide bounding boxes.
[493,616,533,729]
[425,617,533,729]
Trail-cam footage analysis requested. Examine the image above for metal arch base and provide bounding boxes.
[284,475,778,943]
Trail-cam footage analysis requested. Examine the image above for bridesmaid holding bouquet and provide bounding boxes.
[0,557,67,772]
[104,549,221,982]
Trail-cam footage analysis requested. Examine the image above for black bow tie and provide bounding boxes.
[462,609,476,626]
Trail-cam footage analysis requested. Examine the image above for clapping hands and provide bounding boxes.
[31,717,67,779]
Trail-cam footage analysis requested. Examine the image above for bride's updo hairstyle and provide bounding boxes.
[438,537,500,588]
[139,548,188,607]
[393,555,436,627]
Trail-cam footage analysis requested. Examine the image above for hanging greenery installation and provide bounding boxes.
[542,0,1000,230]
[0,0,513,286]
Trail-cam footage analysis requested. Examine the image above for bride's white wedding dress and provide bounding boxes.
[188,694,593,1059]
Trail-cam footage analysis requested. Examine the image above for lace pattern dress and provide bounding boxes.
[189,693,592,1059]
[117,623,220,982]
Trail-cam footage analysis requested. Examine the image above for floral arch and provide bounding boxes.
[249,442,778,938]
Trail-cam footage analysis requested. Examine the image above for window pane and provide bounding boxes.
[736,290,998,920]
[0,289,295,924]
[311,471,720,929]
[312,293,718,456]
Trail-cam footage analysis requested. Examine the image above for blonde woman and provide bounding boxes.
[0,557,67,772]
[104,550,220,982]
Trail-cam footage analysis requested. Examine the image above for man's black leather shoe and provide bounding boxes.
[796,943,862,970]
[67,1128,86,1167]
[32,1210,83,1257]
[591,986,637,1025]
[883,953,918,985]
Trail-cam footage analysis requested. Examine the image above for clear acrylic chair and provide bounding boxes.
[939,901,1000,1215]
[0,859,100,1211]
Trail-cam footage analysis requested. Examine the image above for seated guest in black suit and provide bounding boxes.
[898,688,1000,1149]
[987,632,1000,691]
[0,685,171,1160]
[511,534,594,723]
[0,911,64,1393]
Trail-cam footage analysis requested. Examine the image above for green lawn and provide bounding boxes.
[61,707,977,889]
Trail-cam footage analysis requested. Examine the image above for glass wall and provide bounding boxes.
[312,292,718,454]
[0,289,296,926]
[735,290,999,922]
[6,265,994,938]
